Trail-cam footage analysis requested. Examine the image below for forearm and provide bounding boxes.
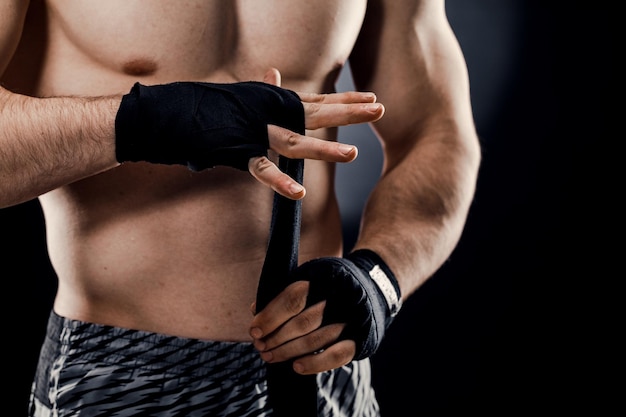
[352,128,480,299]
[348,0,481,299]
[0,87,120,207]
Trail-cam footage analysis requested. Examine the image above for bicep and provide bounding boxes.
[0,0,30,76]
[349,0,474,157]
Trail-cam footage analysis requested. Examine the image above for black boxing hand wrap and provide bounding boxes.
[291,249,402,361]
[114,81,304,171]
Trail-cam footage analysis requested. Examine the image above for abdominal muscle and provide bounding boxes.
[41,154,344,342]
[10,0,365,343]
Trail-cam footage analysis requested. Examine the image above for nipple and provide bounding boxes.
[122,59,158,76]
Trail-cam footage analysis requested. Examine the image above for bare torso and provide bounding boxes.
[3,0,367,341]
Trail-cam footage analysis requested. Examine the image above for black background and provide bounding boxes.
[2,1,612,415]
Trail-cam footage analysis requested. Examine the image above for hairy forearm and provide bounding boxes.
[0,87,120,207]
[353,128,480,299]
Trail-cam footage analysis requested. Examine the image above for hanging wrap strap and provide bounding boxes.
[256,155,318,416]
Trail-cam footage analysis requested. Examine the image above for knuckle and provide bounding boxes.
[283,290,306,315]
[306,102,322,117]
[314,94,326,103]
[294,313,316,333]
[290,280,310,296]
[308,331,329,349]
[279,281,309,314]
[312,102,323,114]
[250,156,273,174]
[277,175,295,193]
[346,106,360,122]
[285,131,300,148]
[329,343,354,364]
[307,95,325,104]
[325,323,345,337]
[296,306,324,334]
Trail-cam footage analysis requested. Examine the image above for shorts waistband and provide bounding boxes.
[45,311,266,380]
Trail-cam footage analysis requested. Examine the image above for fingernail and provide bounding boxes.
[365,103,381,112]
[338,144,355,155]
[260,351,273,362]
[290,183,304,194]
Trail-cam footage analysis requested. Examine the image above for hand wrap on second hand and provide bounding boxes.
[114,81,304,171]
[291,249,402,361]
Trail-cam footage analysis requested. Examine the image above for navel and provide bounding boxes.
[122,59,158,76]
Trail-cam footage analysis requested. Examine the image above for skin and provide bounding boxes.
[0,0,480,376]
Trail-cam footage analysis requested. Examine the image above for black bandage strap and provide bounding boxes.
[256,157,317,414]
[115,81,304,171]
[256,156,304,309]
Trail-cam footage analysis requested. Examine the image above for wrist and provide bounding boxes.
[345,249,402,320]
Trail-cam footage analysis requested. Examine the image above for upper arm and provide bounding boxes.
[0,0,30,77]
[349,0,476,164]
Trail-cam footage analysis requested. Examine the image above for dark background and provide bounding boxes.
[2,1,612,415]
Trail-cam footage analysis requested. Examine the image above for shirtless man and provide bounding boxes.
[1,0,481,415]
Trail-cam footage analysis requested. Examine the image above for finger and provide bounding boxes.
[292,339,356,375]
[248,156,306,200]
[268,125,358,163]
[298,91,378,105]
[263,67,282,87]
[259,323,344,364]
[304,102,385,130]
[255,301,326,352]
[249,281,310,339]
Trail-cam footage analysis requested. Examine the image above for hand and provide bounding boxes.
[249,249,401,375]
[250,68,385,199]
[114,68,384,199]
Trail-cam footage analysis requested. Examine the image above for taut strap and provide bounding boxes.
[256,155,317,416]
